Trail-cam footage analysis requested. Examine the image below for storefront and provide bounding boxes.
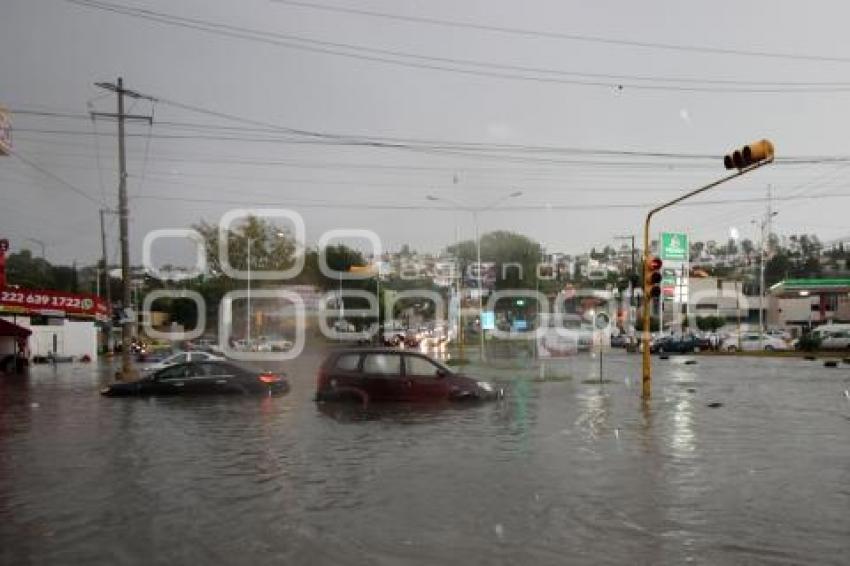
[0,288,108,360]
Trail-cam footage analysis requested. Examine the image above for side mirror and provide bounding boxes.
[435,369,447,379]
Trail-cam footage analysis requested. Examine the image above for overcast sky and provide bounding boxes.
[3,0,850,268]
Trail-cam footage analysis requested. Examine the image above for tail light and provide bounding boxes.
[317,366,330,390]
[259,372,282,384]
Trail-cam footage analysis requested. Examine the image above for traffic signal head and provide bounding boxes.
[646,256,663,299]
[649,257,662,271]
[724,139,775,170]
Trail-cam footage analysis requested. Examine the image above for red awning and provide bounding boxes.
[0,318,31,338]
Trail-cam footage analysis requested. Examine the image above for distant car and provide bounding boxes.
[316,349,502,403]
[765,329,792,342]
[651,335,699,354]
[101,361,289,396]
[382,322,408,346]
[142,350,225,373]
[722,333,790,352]
[818,329,850,350]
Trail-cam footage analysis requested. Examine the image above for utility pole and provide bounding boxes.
[757,185,777,350]
[92,78,154,379]
[99,208,114,351]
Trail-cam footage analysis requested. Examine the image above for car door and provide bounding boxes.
[361,353,404,401]
[327,352,364,391]
[404,354,451,400]
[184,362,228,394]
[150,364,193,394]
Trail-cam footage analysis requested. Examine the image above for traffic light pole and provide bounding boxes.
[641,158,773,399]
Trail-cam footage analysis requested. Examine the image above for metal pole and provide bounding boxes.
[246,239,251,344]
[455,223,464,359]
[736,280,742,350]
[99,208,112,351]
[759,218,765,350]
[641,159,772,399]
[116,77,133,379]
[92,78,153,379]
[475,210,485,361]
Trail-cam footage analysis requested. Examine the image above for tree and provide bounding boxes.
[696,315,725,332]
[5,249,54,288]
[195,216,297,277]
[448,230,543,290]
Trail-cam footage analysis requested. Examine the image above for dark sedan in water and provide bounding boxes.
[316,349,503,404]
[101,361,289,397]
[650,334,700,354]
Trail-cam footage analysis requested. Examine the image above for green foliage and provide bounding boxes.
[696,315,726,332]
[634,316,660,332]
[4,250,81,292]
[448,230,543,290]
[796,333,821,352]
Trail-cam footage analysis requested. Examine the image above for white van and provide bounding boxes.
[812,324,850,350]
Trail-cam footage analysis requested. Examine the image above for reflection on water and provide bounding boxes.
[1,350,849,565]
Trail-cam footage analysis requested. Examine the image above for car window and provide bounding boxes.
[362,353,401,375]
[188,362,221,377]
[405,355,443,377]
[334,353,361,371]
[156,364,190,380]
[166,353,189,364]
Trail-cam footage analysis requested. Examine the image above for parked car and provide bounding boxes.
[722,333,790,352]
[101,361,289,396]
[142,350,225,373]
[818,329,850,350]
[651,334,699,354]
[765,329,792,342]
[316,349,503,403]
[382,321,408,346]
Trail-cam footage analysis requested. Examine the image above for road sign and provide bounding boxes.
[660,232,689,262]
[480,311,495,331]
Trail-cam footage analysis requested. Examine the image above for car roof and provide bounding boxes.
[329,347,419,356]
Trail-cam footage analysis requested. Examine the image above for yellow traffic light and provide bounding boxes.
[724,139,775,170]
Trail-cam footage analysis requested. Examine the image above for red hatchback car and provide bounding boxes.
[316,349,502,404]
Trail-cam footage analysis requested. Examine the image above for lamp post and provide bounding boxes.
[427,190,523,361]
[246,237,253,345]
[752,211,779,350]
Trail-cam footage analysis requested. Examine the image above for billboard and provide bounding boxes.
[0,288,108,321]
[660,232,689,262]
[0,106,10,156]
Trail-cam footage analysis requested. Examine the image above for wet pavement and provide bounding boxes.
[1,348,849,565]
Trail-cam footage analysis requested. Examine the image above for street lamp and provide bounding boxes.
[245,231,287,345]
[752,210,779,349]
[427,190,523,360]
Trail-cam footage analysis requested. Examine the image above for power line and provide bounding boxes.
[131,189,850,212]
[274,0,850,66]
[16,127,850,169]
[13,107,850,165]
[62,0,850,93]
[6,147,101,204]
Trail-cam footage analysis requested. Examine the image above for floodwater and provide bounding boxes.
[1,347,849,565]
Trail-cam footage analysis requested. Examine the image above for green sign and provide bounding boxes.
[660,232,689,262]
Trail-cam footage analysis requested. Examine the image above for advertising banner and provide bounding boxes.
[0,288,108,321]
[660,232,689,262]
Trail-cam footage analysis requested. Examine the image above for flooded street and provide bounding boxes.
[2,350,849,565]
